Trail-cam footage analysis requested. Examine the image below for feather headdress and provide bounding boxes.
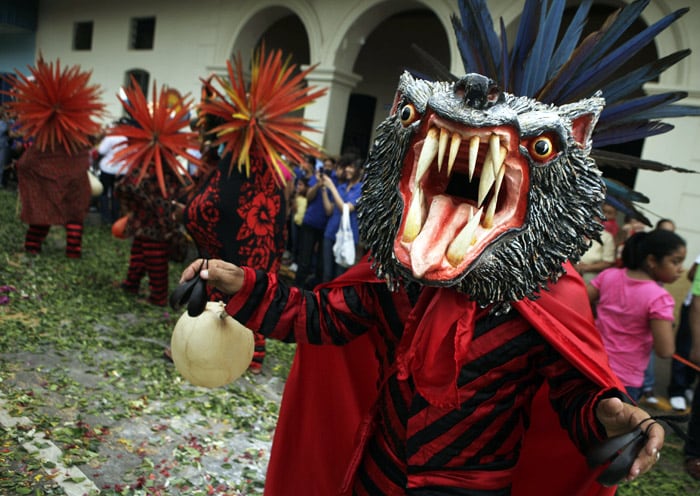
[2,57,105,154]
[109,79,201,197]
[198,45,328,185]
[419,0,699,223]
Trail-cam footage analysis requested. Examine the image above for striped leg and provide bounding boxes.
[249,332,266,372]
[25,225,50,253]
[122,237,146,294]
[142,239,169,306]
[65,222,83,258]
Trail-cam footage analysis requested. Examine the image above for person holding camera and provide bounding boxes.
[293,155,336,289]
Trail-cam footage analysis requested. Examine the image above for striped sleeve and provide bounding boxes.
[224,267,387,345]
[539,350,625,450]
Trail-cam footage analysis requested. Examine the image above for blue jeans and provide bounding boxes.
[322,238,347,283]
[669,304,697,397]
[294,224,324,288]
[625,386,643,403]
[685,374,700,458]
[642,353,655,393]
[98,172,121,224]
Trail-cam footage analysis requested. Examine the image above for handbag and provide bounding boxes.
[333,203,356,268]
[88,169,103,197]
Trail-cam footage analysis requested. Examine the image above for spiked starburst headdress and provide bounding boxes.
[198,45,328,185]
[109,80,201,197]
[2,57,105,154]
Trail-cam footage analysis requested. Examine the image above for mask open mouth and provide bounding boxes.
[394,113,528,281]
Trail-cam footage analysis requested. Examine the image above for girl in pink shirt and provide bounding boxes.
[588,229,686,401]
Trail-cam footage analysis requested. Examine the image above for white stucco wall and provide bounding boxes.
[632,1,700,262]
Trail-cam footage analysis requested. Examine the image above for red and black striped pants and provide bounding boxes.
[25,223,83,258]
[122,236,169,306]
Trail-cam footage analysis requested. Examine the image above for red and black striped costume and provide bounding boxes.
[116,169,186,306]
[16,146,92,258]
[183,154,287,371]
[225,260,625,496]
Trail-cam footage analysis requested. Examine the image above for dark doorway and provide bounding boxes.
[341,94,376,159]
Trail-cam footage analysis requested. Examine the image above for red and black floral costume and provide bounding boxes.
[225,260,625,495]
[184,153,286,370]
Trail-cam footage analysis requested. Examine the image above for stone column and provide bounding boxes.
[301,66,362,156]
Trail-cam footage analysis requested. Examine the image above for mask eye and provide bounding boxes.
[399,104,419,127]
[526,135,558,163]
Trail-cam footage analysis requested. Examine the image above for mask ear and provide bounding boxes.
[559,95,605,148]
[389,90,404,116]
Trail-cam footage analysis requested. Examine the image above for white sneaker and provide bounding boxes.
[670,396,687,411]
[642,395,659,405]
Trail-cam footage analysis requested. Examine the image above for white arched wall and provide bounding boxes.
[634,0,700,262]
[209,0,322,72]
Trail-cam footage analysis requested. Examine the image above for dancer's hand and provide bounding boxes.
[595,397,664,482]
[180,258,245,296]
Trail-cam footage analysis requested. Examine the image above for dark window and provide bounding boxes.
[129,17,156,50]
[73,21,93,51]
[125,69,150,98]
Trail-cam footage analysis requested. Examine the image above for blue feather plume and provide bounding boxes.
[410,0,700,226]
[416,0,699,173]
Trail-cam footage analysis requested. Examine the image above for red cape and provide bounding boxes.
[264,261,621,496]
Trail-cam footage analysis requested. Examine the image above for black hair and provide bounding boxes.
[337,151,361,168]
[620,230,685,270]
[654,218,675,230]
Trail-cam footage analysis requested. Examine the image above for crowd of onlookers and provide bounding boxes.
[0,105,27,189]
[284,151,365,289]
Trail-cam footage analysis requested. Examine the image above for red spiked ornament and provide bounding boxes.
[198,45,328,185]
[110,79,201,197]
[2,57,105,154]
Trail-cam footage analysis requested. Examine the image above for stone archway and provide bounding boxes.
[230,9,311,71]
[342,8,451,158]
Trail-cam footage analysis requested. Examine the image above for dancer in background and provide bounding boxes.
[2,58,105,258]
[172,47,327,372]
[110,82,199,306]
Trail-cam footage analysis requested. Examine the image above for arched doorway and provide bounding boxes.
[347,8,451,158]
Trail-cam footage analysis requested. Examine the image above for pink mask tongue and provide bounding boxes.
[409,195,470,278]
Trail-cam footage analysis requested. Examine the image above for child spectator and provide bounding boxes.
[587,229,686,401]
[290,177,309,265]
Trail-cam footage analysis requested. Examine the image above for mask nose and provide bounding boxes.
[454,74,503,109]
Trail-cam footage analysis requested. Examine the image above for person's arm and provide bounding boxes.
[649,319,675,358]
[586,282,599,305]
[179,258,381,344]
[323,175,355,212]
[579,260,614,275]
[305,172,323,201]
[539,345,662,483]
[321,176,337,215]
